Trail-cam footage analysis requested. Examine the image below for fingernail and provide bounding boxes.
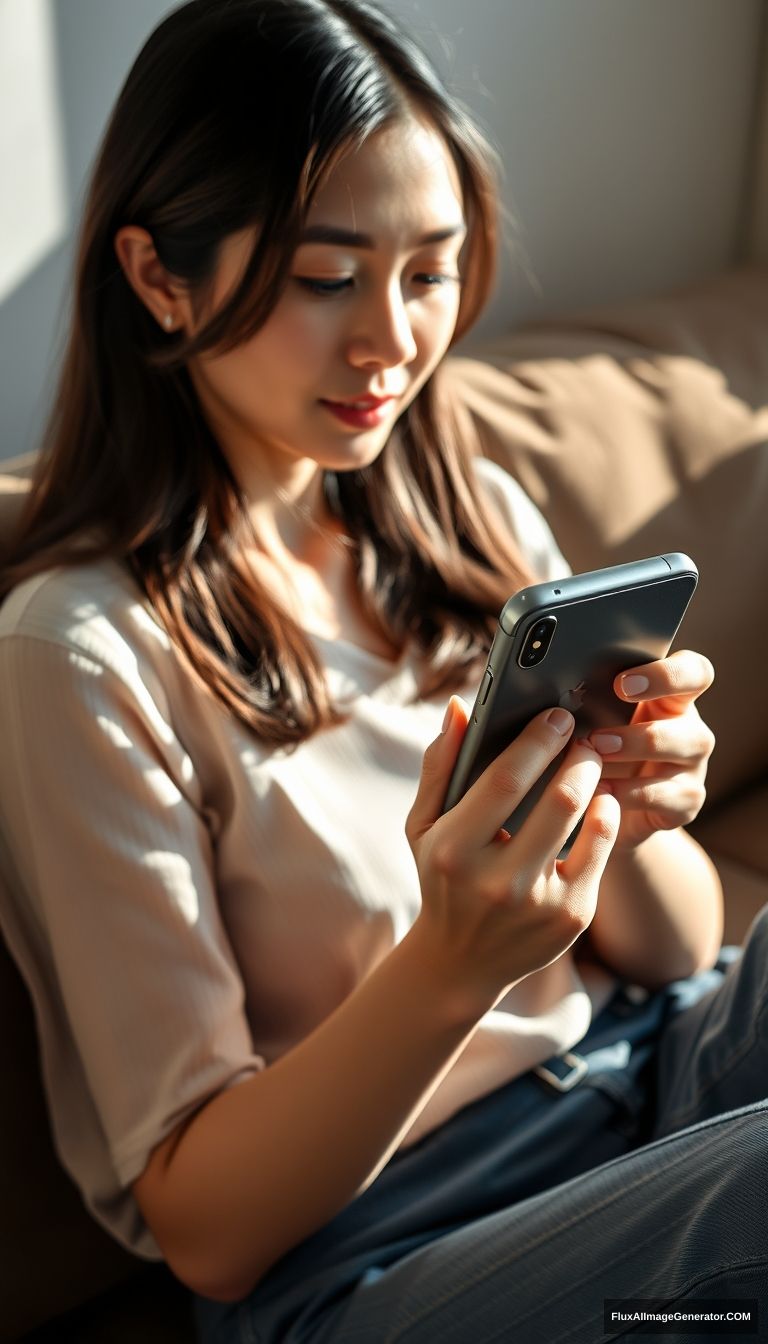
[622,674,649,697]
[547,707,574,735]
[591,733,623,754]
[441,698,454,733]
[595,781,614,796]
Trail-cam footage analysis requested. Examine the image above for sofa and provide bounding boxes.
[1,264,766,1342]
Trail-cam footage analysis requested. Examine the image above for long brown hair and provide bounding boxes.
[0,0,533,744]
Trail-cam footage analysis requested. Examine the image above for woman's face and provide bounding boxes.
[186,116,466,492]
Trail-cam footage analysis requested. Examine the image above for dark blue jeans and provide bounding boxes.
[195,906,768,1343]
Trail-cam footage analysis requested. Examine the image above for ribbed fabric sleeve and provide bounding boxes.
[0,631,264,1257]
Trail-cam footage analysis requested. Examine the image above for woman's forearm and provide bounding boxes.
[583,828,724,989]
[135,917,493,1303]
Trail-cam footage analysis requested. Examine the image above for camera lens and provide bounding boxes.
[518,614,557,667]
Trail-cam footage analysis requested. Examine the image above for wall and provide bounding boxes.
[0,0,764,462]
[745,5,768,262]
[385,0,764,339]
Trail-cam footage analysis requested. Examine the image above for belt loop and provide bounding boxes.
[533,1051,589,1093]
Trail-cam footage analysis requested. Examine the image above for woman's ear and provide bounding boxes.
[113,225,192,334]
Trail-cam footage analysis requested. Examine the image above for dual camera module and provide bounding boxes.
[518,614,557,667]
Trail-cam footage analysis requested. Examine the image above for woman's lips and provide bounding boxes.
[319,396,396,428]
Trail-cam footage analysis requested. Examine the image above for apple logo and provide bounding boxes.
[559,680,587,712]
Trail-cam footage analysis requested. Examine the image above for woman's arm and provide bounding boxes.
[135,702,619,1306]
[134,919,491,1303]
[579,827,723,989]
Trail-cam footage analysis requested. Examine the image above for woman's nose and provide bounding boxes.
[346,283,418,370]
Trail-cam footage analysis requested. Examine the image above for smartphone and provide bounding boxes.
[441,553,698,854]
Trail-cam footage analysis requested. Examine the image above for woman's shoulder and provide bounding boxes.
[0,554,171,680]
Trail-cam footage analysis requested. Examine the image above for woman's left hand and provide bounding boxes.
[588,650,716,853]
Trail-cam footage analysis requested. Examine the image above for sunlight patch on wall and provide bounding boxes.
[0,0,67,304]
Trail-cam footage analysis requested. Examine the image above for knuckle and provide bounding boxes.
[558,899,592,939]
[675,650,714,693]
[475,872,512,907]
[700,654,715,689]
[645,720,666,755]
[685,780,707,820]
[420,736,443,772]
[430,838,463,880]
[700,725,716,758]
[590,809,619,845]
[639,779,663,810]
[573,902,595,935]
[550,779,584,820]
[487,761,528,804]
[678,657,696,692]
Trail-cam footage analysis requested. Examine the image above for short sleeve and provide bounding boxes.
[0,632,264,1252]
[473,456,572,583]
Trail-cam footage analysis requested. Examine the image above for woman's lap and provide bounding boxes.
[652,904,768,1139]
[311,1102,767,1344]
[194,906,768,1344]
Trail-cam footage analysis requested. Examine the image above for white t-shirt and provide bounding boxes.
[0,457,615,1259]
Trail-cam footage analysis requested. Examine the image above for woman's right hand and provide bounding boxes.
[405,696,622,1012]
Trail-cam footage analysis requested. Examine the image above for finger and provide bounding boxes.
[589,714,716,767]
[405,695,470,847]
[600,761,679,785]
[447,706,576,850]
[493,738,604,878]
[557,789,621,889]
[600,771,707,828]
[615,650,715,710]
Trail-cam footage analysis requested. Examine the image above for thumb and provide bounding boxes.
[405,695,469,849]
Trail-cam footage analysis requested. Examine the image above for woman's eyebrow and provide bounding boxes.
[297,223,467,248]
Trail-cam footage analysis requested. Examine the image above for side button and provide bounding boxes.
[479,668,493,705]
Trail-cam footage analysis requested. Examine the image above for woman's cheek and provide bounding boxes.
[414,298,460,368]
[273,295,342,355]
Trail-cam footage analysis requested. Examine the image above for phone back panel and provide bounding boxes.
[442,554,698,850]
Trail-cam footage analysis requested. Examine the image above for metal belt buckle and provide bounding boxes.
[533,1050,589,1093]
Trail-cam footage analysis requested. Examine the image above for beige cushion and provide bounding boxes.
[447,266,768,807]
[0,452,36,475]
[0,453,35,548]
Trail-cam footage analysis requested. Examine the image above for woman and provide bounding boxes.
[0,2,765,1340]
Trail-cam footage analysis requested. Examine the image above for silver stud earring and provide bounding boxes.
[163,313,174,330]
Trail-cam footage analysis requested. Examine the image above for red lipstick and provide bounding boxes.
[319,395,395,429]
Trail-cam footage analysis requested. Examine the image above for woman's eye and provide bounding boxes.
[414,273,461,287]
[295,277,352,296]
[293,272,461,297]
